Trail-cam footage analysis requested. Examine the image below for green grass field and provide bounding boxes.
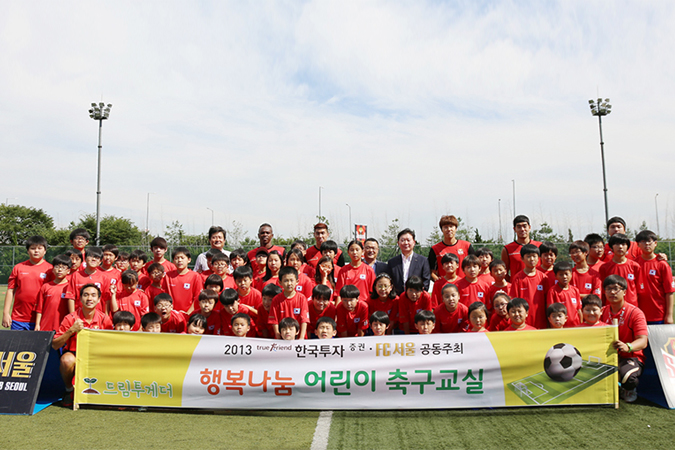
[2,285,674,449]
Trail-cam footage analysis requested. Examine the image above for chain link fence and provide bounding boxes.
[1,241,674,284]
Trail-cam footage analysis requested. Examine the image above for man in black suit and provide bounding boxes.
[386,228,431,295]
[363,238,388,276]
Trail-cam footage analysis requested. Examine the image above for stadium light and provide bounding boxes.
[589,98,611,225]
[346,203,352,240]
[89,102,113,245]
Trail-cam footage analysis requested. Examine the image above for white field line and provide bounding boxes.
[310,410,333,450]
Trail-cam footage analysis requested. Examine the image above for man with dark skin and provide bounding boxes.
[247,224,286,273]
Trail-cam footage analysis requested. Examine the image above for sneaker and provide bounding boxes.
[623,388,638,403]
[62,389,74,408]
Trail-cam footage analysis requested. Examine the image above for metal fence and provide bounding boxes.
[1,241,674,284]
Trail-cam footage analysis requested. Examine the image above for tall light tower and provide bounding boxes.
[346,203,352,240]
[589,98,611,225]
[89,102,112,245]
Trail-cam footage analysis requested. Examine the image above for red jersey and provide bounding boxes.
[335,263,375,303]
[138,274,152,291]
[430,277,460,309]
[601,302,648,363]
[488,313,510,331]
[192,311,221,335]
[161,269,202,312]
[478,273,495,285]
[295,273,316,299]
[55,308,113,352]
[144,259,177,274]
[145,284,165,307]
[254,275,280,293]
[546,284,582,327]
[160,310,187,333]
[429,240,474,278]
[455,277,492,307]
[598,259,641,306]
[35,281,69,331]
[571,267,602,297]
[308,301,337,336]
[256,307,275,338]
[588,259,605,272]
[637,257,675,322]
[487,283,511,310]
[396,291,434,327]
[7,259,53,323]
[366,295,398,318]
[510,270,549,330]
[269,292,310,325]
[65,269,110,314]
[336,300,369,337]
[238,288,263,315]
[541,269,557,294]
[503,240,541,279]
[580,320,608,327]
[99,268,121,292]
[219,304,256,337]
[114,289,150,331]
[433,302,468,334]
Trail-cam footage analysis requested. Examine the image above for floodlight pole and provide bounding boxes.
[655,193,660,237]
[346,203,352,240]
[589,98,611,225]
[89,102,112,246]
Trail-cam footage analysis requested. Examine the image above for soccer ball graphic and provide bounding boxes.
[543,343,583,382]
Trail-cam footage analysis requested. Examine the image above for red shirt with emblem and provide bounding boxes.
[160,309,187,333]
[396,291,434,327]
[599,259,641,306]
[335,263,375,303]
[35,280,69,331]
[161,269,202,312]
[114,289,150,331]
[336,300,369,336]
[510,270,549,329]
[572,267,602,297]
[55,308,113,352]
[429,240,474,278]
[601,302,648,363]
[546,284,582,327]
[433,302,468,334]
[269,292,310,325]
[8,259,54,322]
[308,300,336,336]
[65,269,110,314]
[636,257,675,322]
[455,277,492,307]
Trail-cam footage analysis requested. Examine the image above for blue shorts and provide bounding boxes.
[11,321,35,331]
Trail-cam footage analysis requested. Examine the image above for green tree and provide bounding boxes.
[530,222,565,242]
[74,214,143,245]
[227,220,249,248]
[425,228,442,247]
[164,221,207,246]
[380,218,401,248]
[0,204,55,245]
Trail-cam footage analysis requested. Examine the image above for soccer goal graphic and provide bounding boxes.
[508,354,616,405]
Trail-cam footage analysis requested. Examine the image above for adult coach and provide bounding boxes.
[304,222,345,269]
[387,228,430,295]
[247,223,286,273]
[193,226,231,273]
[500,215,541,280]
[427,215,475,280]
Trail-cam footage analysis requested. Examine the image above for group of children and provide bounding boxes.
[4,216,673,403]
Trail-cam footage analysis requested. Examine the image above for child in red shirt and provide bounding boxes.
[335,240,375,304]
[255,250,283,292]
[456,255,492,307]
[286,249,316,299]
[35,254,71,332]
[161,247,202,314]
[466,302,488,332]
[584,233,605,271]
[635,230,675,324]
[414,310,435,335]
[145,263,166,304]
[431,253,460,308]
[579,294,607,327]
[569,240,602,299]
[4,235,53,330]
[336,285,369,337]
[154,293,186,333]
[233,266,262,316]
[599,234,641,306]
[488,292,511,331]
[231,313,252,337]
[219,288,256,337]
[433,283,468,334]
[193,290,221,335]
[279,317,300,340]
[367,273,398,326]
[258,284,282,338]
[487,259,511,311]
[546,261,582,327]
[269,267,309,339]
[505,297,537,331]
[112,310,135,331]
[476,247,495,284]
[141,312,162,333]
[100,244,122,293]
[510,244,549,329]
[397,276,433,334]
[546,303,568,329]
[109,269,150,331]
[308,285,337,338]
[369,311,390,336]
[145,237,177,274]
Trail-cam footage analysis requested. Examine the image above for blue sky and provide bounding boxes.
[1,1,674,244]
